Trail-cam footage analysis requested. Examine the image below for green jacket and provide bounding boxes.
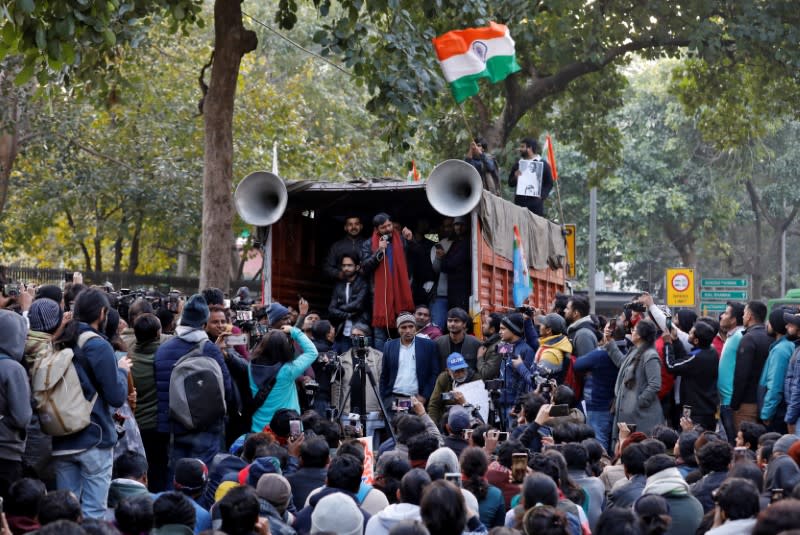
[428,370,480,427]
[130,339,160,431]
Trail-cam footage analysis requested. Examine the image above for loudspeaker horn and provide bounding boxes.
[234,171,288,227]
[425,159,484,217]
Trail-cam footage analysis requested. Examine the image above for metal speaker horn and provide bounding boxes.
[425,159,484,217]
[234,171,288,226]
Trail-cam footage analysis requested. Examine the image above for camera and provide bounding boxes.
[516,305,535,316]
[317,351,341,372]
[624,301,647,313]
[484,379,504,391]
[441,392,455,401]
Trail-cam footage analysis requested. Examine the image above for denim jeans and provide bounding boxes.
[169,431,223,488]
[431,296,449,331]
[587,411,614,453]
[54,447,114,518]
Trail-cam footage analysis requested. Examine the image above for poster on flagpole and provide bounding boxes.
[515,159,543,197]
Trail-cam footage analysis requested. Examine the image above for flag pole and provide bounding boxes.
[456,101,475,139]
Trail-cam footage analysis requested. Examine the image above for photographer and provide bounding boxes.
[331,324,385,436]
[310,320,337,416]
[428,353,483,426]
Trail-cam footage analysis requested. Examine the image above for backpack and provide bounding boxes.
[169,342,227,430]
[31,331,101,436]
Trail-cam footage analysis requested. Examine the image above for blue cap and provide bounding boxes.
[446,352,468,371]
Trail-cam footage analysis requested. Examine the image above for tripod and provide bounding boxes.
[334,349,397,444]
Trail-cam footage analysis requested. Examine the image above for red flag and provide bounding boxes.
[544,134,558,181]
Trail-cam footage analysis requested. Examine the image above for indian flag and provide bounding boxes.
[432,22,521,103]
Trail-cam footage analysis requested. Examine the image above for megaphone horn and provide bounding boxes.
[425,159,483,217]
[234,171,288,227]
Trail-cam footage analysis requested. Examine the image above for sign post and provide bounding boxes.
[564,224,576,279]
[666,268,696,307]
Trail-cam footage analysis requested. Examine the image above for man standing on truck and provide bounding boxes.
[360,212,417,351]
[323,215,365,281]
[508,138,554,217]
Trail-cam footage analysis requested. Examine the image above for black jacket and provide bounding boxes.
[440,236,471,311]
[508,157,554,199]
[328,275,370,329]
[666,343,719,419]
[323,236,365,280]
[731,324,772,409]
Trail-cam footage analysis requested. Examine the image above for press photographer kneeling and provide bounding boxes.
[428,352,483,427]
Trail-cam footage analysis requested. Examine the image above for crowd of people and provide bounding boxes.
[4,269,800,535]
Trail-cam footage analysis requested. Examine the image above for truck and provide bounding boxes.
[245,162,567,320]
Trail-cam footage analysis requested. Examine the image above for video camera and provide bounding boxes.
[515,305,535,316]
[623,301,647,313]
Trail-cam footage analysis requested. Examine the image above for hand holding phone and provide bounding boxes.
[511,452,528,483]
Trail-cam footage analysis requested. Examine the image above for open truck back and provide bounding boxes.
[262,178,567,317]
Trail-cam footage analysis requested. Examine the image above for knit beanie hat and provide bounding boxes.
[181,294,209,329]
[29,298,63,334]
[267,302,290,326]
[501,312,525,337]
[773,434,799,455]
[256,474,292,515]
[239,456,281,487]
[426,447,460,473]
[310,492,363,535]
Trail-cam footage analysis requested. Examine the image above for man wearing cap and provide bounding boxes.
[24,297,62,369]
[255,473,296,535]
[428,353,482,426]
[497,312,536,428]
[435,307,482,373]
[437,216,471,312]
[154,294,234,470]
[380,313,440,411]
[783,313,800,433]
[534,313,573,379]
[360,212,417,352]
[759,308,796,433]
[170,458,212,534]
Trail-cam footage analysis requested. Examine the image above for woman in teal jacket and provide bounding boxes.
[249,325,318,432]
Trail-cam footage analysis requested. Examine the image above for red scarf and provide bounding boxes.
[371,229,415,329]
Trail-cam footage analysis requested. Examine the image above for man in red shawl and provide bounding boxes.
[360,212,416,351]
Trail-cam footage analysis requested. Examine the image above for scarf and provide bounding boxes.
[643,467,691,496]
[371,229,414,329]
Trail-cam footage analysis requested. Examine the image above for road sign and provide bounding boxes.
[700,302,728,313]
[700,290,748,300]
[564,224,576,279]
[700,278,748,288]
[666,268,695,307]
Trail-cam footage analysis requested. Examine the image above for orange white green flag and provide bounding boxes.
[543,134,559,181]
[432,22,521,103]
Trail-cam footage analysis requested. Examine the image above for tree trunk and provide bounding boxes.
[113,237,123,273]
[199,0,258,292]
[128,211,143,274]
[745,180,763,299]
[0,131,16,218]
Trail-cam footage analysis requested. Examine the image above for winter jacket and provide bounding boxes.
[257,498,296,535]
[328,275,370,329]
[607,341,662,439]
[249,328,317,432]
[689,470,728,513]
[572,345,619,412]
[435,334,483,374]
[324,235,366,280]
[569,470,604,530]
[607,473,646,509]
[567,317,599,357]
[331,347,383,415]
[293,487,371,535]
[130,339,160,431]
[428,369,481,426]
[534,334,572,375]
[706,519,758,535]
[731,324,772,410]
[665,342,719,421]
[477,484,506,528]
[643,468,703,535]
[498,338,536,407]
[474,334,503,381]
[759,336,794,421]
[286,467,327,511]
[52,323,128,453]
[440,236,471,311]
[199,453,247,510]
[380,336,440,402]
[153,327,234,435]
[0,311,32,462]
[718,327,743,406]
[311,338,335,403]
[364,503,421,535]
[784,342,800,425]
